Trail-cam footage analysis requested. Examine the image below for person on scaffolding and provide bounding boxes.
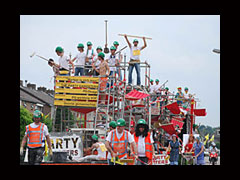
[149,79,156,103]
[175,87,184,106]
[124,34,147,89]
[71,43,86,76]
[113,41,123,80]
[85,41,96,76]
[54,46,75,76]
[132,119,156,165]
[106,46,119,88]
[153,79,162,107]
[105,118,138,165]
[70,134,107,162]
[92,52,110,104]
[92,46,103,76]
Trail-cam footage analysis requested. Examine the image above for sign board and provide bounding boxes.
[182,134,199,153]
[151,106,160,115]
[152,154,170,165]
[50,133,83,159]
[54,76,99,107]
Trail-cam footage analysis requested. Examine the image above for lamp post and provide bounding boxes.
[212,49,220,54]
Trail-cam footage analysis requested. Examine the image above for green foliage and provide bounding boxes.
[41,115,52,133]
[20,106,33,143]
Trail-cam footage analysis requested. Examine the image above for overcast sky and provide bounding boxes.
[20,15,220,127]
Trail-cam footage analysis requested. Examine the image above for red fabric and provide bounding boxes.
[170,119,184,129]
[160,124,176,135]
[70,108,96,114]
[165,102,180,114]
[125,89,149,101]
[193,109,206,116]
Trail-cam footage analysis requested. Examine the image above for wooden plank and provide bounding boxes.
[54,94,97,100]
[55,88,98,94]
[56,76,99,82]
[56,82,98,89]
[54,100,97,107]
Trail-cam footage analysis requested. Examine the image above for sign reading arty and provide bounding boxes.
[54,76,99,107]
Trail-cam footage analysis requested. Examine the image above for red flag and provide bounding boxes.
[193,109,206,116]
[125,89,149,101]
[165,102,180,114]
[160,124,176,135]
[171,118,184,129]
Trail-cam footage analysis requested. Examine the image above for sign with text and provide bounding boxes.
[152,154,170,165]
[50,134,83,159]
[54,76,99,107]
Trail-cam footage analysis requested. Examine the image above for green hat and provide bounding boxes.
[109,121,117,128]
[55,46,64,53]
[137,119,147,125]
[92,134,98,141]
[77,43,84,48]
[165,87,169,90]
[155,79,159,82]
[96,46,102,50]
[87,41,92,46]
[98,52,105,59]
[184,87,189,91]
[33,110,42,118]
[150,79,153,82]
[113,41,119,45]
[116,118,126,126]
[133,39,138,43]
[110,46,116,50]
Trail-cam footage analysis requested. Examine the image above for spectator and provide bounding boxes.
[113,41,123,80]
[167,134,181,165]
[85,41,96,76]
[193,136,205,165]
[183,134,195,165]
[106,46,118,87]
[92,46,103,76]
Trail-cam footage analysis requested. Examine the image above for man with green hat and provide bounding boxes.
[105,118,137,165]
[54,46,75,76]
[132,119,155,165]
[72,43,86,76]
[20,110,52,165]
[85,41,96,75]
[124,34,147,88]
[106,46,119,87]
[71,134,107,162]
[113,41,123,80]
[92,46,104,76]
[93,52,110,104]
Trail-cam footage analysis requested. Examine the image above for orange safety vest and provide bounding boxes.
[134,132,153,160]
[26,123,45,148]
[110,129,129,159]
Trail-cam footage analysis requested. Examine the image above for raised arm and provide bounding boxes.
[124,34,131,48]
[140,37,147,50]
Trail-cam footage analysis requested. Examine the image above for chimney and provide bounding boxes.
[37,86,47,93]
[27,83,36,90]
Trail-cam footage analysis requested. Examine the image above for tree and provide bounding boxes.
[20,106,33,144]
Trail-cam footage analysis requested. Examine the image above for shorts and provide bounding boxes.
[100,77,108,91]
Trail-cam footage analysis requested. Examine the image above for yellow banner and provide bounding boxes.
[56,82,98,89]
[55,88,98,94]
[56,76,99,82]
[54,100,97,107]
[54,94,97,101]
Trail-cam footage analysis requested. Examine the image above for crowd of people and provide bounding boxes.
[48,35,147,91]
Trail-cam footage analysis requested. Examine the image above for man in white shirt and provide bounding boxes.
[20,110,52,165]
[54,46,75,76]
[72,43,86,76]
[113,41,123,80]
[85,41,97,76]
[124,34,147,88]
[105,118,137,165]
[106,46,118,87]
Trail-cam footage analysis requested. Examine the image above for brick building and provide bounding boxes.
[20,80,55,119]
